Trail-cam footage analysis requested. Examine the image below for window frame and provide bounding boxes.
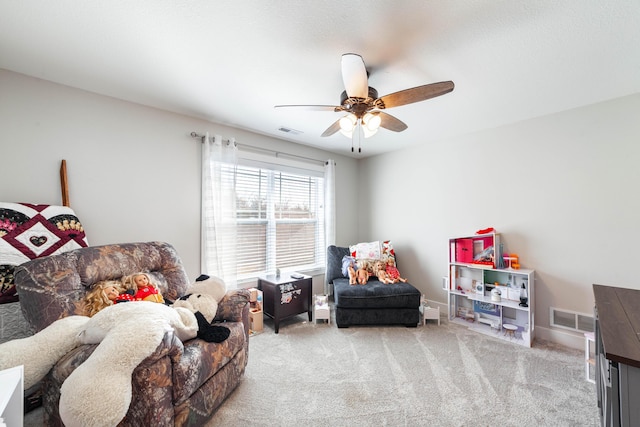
[233,151,326,281]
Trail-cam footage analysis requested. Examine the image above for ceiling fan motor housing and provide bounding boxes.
[340,87,379,117]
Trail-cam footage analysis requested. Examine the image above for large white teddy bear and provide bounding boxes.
[0,275,228,427]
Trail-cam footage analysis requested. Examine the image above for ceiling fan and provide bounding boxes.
[275,53,454,152]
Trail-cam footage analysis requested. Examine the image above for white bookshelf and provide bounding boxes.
[447,233,535,347]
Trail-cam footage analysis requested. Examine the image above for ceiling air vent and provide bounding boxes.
[278,127,302,135]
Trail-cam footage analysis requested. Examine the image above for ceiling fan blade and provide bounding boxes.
[378,81,454,109]
[321,119,342,137]
[378,112,408,132]
[274,104,341,112]
[341,53,368,99]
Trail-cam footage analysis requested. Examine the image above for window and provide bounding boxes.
[227,163,325,280]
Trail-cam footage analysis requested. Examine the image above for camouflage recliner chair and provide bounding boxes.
[13,241,249,427]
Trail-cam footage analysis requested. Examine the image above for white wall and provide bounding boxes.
[3,68,639,348]
[359,93,640,346]
[0,69,360,282]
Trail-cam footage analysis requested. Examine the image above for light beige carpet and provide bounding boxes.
[208,313,598,426]
[25,310,599,426]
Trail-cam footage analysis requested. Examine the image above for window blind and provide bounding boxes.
[232,162,325,280]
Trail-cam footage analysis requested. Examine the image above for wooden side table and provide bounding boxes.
[258,274,312,333]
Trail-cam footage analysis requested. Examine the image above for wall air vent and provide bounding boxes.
[278,127,302,135]
[550,307,594,333]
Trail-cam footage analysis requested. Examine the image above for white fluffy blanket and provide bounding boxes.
[0,315,90,389]
[0,301,199,427]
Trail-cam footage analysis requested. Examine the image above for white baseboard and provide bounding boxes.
[534,325,585,351]
[429,300,447,313]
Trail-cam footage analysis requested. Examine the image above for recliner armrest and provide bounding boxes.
[214,289,250,322]
[139,329,186,366]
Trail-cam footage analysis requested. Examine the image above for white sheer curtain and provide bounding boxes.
[324,159,336,295]
[324,159,336,247]
[201,133,238,288]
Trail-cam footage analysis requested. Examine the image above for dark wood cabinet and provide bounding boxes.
[258,274,312,333]
[593,284,640,426]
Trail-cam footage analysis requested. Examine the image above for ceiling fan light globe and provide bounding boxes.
[362,126,378,138]
[339,114,357,131]
[363,112,382,131]
[339,128,353,138]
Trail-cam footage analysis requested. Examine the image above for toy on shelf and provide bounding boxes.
[496,243,505,269]
[457,307,475,322]
[503,253,520,269]
[472,245,495,269]
[475,227,495,235]
[491,287,502,302]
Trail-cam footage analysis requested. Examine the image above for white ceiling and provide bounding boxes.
[1,1,639,158]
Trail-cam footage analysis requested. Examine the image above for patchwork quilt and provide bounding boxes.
[0,203,88,304]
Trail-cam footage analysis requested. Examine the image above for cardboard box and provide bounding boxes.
[248,287,259,302]
[249,309,263,333]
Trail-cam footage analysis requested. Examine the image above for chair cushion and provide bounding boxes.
[333,278,421,309]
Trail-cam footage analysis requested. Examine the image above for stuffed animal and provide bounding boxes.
[0,302,199,427]
[0,316,91,390]
[172,274,230,342]
[0,274,232,427]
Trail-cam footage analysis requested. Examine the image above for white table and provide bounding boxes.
[0,365,24,427]
[503,323,518,340]
[314,296,330,324]
[421,301,440,325]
